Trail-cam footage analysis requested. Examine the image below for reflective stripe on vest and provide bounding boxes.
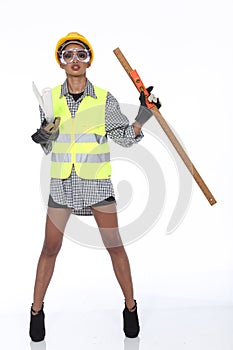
[56,134,71,143]
[51,153,72,162]
[55,133,108,144]
[51,152,110,163]
[50,85,112,180]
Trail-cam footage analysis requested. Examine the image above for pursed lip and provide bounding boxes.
[71,64,80,71]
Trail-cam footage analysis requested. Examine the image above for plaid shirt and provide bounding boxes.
[40,79,143,215]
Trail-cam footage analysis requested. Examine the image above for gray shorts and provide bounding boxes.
[48,195,116,209]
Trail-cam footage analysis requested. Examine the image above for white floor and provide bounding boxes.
[2,299,233,350]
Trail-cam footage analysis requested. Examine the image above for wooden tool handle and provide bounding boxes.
[113,47,217,206]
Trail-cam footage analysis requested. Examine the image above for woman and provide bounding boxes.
[30,32,160,342]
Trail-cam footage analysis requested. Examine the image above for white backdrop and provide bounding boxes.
[0,0,232,318]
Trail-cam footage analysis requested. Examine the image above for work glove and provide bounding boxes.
[31,117,61,144]
[135,86,162,127]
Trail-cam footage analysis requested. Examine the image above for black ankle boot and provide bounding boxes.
[29,303,45,342]
[123,300,140,338]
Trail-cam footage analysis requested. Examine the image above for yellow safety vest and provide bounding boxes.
[50,85,112,180]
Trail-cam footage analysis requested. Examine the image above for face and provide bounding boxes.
[59,43,91,77]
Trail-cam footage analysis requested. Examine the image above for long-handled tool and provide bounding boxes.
[113,48,217,206]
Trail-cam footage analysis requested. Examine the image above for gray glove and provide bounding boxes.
[31,117,61,144]
[135,105,153,127]
[135,86,161,127]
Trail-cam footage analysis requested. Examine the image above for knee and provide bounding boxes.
[107,245,125,257]
[100,228,123,250]
[41,242,62,257]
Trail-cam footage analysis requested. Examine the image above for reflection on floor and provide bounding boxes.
[2,299,233,350]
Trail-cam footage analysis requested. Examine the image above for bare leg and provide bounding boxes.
[32,207,72,312]
[91,203,135,310]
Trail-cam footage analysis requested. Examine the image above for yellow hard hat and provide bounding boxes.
[55,32,94,65]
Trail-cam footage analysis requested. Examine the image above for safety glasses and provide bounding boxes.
[59,48,90,64]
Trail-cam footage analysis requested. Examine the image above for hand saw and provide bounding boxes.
[113,48,217,206]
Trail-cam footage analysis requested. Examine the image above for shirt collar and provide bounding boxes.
[60,79,97,99]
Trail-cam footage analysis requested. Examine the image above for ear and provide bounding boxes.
[60,63,64,69]
[87,62,91,68]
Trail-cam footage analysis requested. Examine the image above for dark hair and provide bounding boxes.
[58,40,89,54]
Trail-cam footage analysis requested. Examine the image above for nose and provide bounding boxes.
[72,54,79,63]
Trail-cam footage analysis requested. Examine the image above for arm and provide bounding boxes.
[105,92,144,148]
[105,88,161,147]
